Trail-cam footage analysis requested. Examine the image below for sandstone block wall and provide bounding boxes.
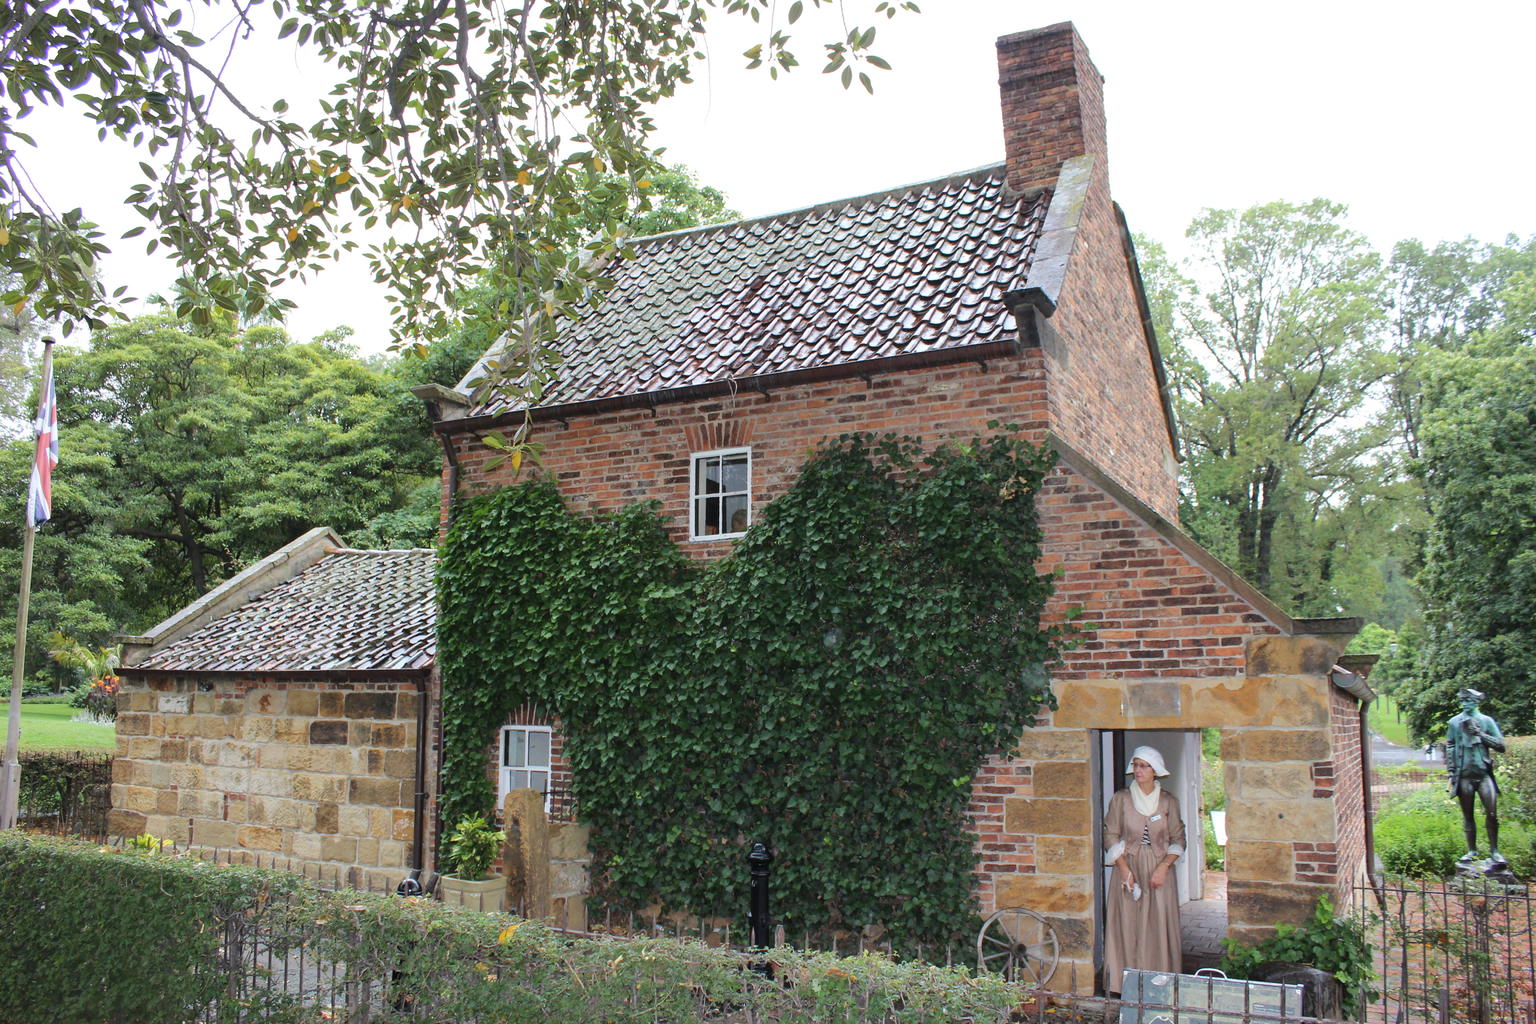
[110,673,428,892]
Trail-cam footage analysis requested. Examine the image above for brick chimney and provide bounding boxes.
[997,22,1106,195]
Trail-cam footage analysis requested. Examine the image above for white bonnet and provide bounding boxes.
[1125,745,1170,777]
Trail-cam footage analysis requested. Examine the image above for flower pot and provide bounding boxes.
[439,874,506,913]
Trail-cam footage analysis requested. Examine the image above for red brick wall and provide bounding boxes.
[450,351,1052,542]
[1038,464,1279,679]
[1043,187,1180,522]
[1328,683,1369,905]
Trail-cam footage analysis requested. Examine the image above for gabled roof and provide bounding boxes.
[460,164,1051,418]
[122,531,436,674]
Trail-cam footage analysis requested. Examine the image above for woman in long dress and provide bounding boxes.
[1102,744,1185,994]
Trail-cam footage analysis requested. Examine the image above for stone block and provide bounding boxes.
[252,796,301,829]
[1226,798,1335,844]
[157,693,191,714]
[1012,728,1090,761]
[241,716,278,742]
[309,719,349,745]
[117,713,151,736]
[321,836,358,863]
[318,692,344,717]
[1050,681,1126,728]
[350,777,405,807]
[393,809,416,842]
[1033,761,1089,799]
[120,785,158,814]
[192,693,215,714]
[178,790,223,819]
[246,690,285,715]
[288,690,319,717]
[160,738,189,761]
[274,718,310,744]
[124,738,161,760]
[292,774,347,802]
[357,837,380,864]
[345,692,397,720]
[239,825,284,851]
[1125,680,1182,718]
[1227,880,1323,933]
[1004,797,1089,836]
[379,841,406,869]
[257,745,289,769]
[551,859,590,897]
[315,802,340,834]
[172,763,206,789]
[155,789,179,814]
[143,814,190,842]
[338,804,371,836]
[216,698,241,716]
[244,768,290,797]
[189,714,234,739]
[108,808,147,838]
[1224,729,1332,762]
[1246,637,1338,677]
[1193,678,1329,729]
[194,819,240,848]
[504,789,550,918]
[365,748,417,779]
[370,723,407,748]
[1231,763,1313,801]
[995,873,1092,914]
[1227,840,1293,882]
[1034,835,1090,874]
[549,822,592,861]
[290,833,323,860]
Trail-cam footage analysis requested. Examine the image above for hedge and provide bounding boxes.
[1374,786,1536,879]
[0,835,1018,1024]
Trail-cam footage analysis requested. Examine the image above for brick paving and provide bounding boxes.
[1182,870,1229,972]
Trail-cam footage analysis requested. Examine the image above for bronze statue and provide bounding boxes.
[1446,688,1507,868]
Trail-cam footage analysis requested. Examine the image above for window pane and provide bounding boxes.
[698,495,720,535]
[528,730,551,767]
[699,457,723,494]
[505,728,527,767]
[724,495,748,534]
[723,455,748,493]
[532,769,550,794]
[511,769,529,790]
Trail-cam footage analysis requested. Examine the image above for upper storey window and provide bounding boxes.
[690,448,751,540]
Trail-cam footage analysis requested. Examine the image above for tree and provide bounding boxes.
[50,315,437,601]
[1402,260,1536,737]
[1143,200,1398,611]
[0,0,909,367]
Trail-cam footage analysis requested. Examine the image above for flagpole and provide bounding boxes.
[2,338,55,830]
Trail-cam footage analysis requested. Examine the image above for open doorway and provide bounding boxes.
[1095,730,1204,903]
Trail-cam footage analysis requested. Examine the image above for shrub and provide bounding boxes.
[442,814,505,880]
[1220,896,1375,1020]
[1375,786,1536,878]
[1503,735,1536,824]
[1203,827,1225,872]
[0,834,1018,1024]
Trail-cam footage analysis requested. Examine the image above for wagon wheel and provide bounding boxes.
[976,907,1059,986]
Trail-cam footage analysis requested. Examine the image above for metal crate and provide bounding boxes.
[1120,968,1307,1023]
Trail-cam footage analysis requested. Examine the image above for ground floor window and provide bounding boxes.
[498,724,552,811]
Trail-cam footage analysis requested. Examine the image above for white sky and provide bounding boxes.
[23,0,1536,354]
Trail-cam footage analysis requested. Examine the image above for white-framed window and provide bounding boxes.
[690,447,752,540]
[497,724,552,812]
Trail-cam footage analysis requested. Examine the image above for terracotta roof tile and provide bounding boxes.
[465,164,1049,416]
[136,549,436,673]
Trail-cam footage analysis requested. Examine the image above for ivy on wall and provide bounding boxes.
[437,428,1068,950]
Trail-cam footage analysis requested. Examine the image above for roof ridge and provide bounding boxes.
[626,162,1011,248]
[322,546,438,556]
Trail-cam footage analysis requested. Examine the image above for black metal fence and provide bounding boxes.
[16,750,111,839]
[1359,879,1535,1024]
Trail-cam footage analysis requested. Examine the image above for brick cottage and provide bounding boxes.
[415,21,1375,991]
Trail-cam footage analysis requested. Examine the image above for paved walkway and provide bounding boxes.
[1181,870,1228,972]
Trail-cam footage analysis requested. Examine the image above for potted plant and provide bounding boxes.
[438,814,507,912]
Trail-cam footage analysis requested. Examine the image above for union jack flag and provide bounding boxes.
[28,357,57,528]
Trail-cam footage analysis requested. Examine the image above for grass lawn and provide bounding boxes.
[1369,693,1415,747]
[0,701,115,752]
